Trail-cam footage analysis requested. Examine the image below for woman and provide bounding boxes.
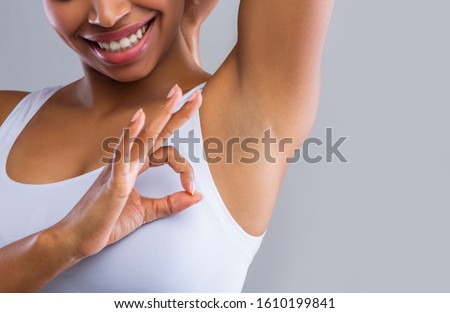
[0,0,334,292]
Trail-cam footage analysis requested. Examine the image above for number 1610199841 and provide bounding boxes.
[256,297,335,309]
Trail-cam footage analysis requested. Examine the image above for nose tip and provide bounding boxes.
[88,0,131,28]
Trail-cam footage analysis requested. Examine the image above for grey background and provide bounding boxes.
[1,1,449,292]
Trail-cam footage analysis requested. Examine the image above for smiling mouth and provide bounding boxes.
[85,18,155,53]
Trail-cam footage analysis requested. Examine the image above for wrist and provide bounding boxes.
[38,225,82,267]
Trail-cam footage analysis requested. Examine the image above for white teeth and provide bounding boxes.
[109,41,121,51]
[96,19,153,53]
[119,37,131,49]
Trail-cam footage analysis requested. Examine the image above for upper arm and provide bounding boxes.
[231,0,334,145]
[0,91,30,127]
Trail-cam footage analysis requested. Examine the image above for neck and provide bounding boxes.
[74,31,210,112]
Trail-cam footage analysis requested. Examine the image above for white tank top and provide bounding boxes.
[0,83,265,292]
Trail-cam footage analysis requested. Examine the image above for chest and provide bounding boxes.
[0,164,252,292]
[5,105,148,184]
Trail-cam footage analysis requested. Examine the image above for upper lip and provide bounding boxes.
[83,14,156,43]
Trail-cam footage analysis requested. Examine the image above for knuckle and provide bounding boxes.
[148,152,160,165]
[166,145,175,153]
[159,129,172,141]
[162,104,176,116]
[165,196,174,216]
[142,123,149,134]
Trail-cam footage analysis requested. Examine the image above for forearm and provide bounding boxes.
[0,227,79,292]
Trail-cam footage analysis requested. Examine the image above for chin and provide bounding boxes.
[106,70,152,83]
[85,59,156,83]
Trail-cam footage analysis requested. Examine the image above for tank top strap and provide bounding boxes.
[1,83,205,140]
[175,82,207,111]
[0,86,62,148]
[171,81,267,244]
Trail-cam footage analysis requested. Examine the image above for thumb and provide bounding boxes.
[140,192,203,224]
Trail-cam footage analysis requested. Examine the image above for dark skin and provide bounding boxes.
[6,33,210,183]
[0,0,334,291]
[181,0,219,66]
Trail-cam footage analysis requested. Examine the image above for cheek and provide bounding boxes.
[158,1,185,44]
[167,0,185,24]
[42,1,87,46]
[135,0,185,28]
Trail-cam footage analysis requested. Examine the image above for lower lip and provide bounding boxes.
[89,20,154,66]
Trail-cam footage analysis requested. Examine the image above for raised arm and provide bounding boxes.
[193,1,334,236]
[234,0,334,146]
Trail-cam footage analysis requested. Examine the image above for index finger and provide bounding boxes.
[142,84,183,155]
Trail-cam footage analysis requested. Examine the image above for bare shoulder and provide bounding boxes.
[0,90,30,126]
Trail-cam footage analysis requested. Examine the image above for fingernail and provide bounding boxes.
[190,180,195,196]
[131,108,143,122]
[195,192,203,201]
[166,84,178,99]
[187,90,198,102]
